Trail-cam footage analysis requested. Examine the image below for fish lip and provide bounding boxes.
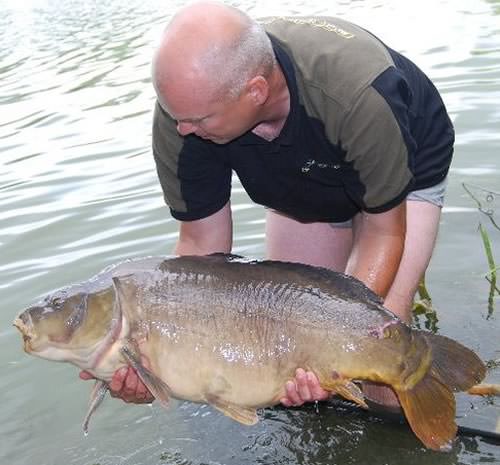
[12,316,27,335]
[13,316,33,352]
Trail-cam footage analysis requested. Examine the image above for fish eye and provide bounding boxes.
[51,297,63,309]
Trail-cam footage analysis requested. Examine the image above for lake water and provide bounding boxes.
[1,0,499,464]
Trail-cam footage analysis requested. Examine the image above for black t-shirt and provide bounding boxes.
[152,16,454,222]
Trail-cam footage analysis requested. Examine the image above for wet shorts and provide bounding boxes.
[330,177,448,229]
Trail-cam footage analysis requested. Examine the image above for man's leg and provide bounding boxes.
[265,210,353,271]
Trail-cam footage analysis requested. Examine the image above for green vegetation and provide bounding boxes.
[412,277,439,332]
[463,183,500,318]
[479,223,499,318]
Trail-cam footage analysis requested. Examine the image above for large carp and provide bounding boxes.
[14,254,486,450]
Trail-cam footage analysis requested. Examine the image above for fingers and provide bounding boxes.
[108,366,154,404]
[80,353,154,405]
[296,368,312,402]
[308,372,330,401]
[109,367,146,403]
[79,370,94,380]
[122,367,154,402]
[109,367,128,393]
[123,367,139,399]
[280,369,330,407]
[281,380,302,407]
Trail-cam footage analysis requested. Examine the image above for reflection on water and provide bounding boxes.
[1,0,499,464]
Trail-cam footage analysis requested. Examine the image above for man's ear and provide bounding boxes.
[246,75,269,105]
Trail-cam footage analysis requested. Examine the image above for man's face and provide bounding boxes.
[160,81,258,145]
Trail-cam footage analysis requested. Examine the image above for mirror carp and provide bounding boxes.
[13,254,487,451]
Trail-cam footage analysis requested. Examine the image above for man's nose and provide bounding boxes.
[176,121,196,136]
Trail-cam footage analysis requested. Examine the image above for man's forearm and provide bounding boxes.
[345,204,406,315]
[174,201,233,256]
[346,227,405,298]
[175,233,232,256]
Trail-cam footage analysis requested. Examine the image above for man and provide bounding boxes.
[82,1,454,409]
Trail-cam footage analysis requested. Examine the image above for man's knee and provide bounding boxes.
[265,210,352,271]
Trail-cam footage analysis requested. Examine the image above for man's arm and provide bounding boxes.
[345,201,407,319]
[175,201,233,255]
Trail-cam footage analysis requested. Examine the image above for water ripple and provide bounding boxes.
[1,1,499,465]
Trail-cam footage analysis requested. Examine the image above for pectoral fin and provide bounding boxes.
[320,378,368,409]
[120,344,172,409]
[206,394,259,425]
[83,380,109,435]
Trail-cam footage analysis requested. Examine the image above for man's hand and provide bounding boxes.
[280,368,330,407]
[80,364,154,404]
[279,369,401,411]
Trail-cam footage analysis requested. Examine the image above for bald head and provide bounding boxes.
[152,1,276,107]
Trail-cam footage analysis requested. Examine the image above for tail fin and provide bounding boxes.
[396,332,486,451]
[397,375,456,450]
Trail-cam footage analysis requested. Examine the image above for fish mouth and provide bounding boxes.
[13,316,34,352]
